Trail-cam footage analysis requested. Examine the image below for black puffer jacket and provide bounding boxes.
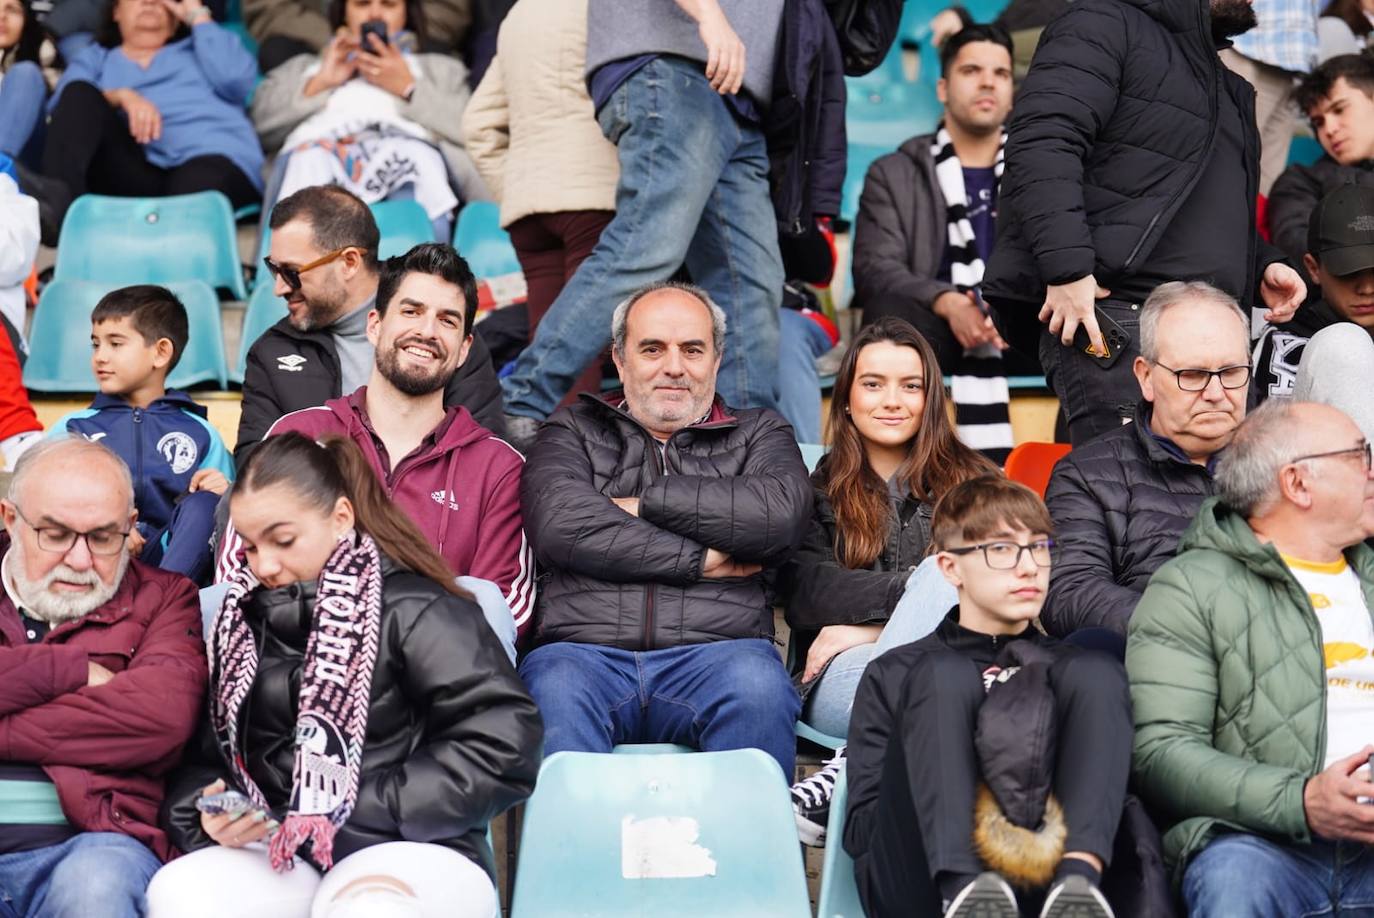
[1042,403,1216,637]
[983,0,1268,305]
[521,393,813,651]
[782,457,932,669]
[1268,155,1374,269]
[162,562,543,876]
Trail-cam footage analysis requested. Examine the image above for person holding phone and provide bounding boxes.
[251,0,486,241]
[149,433,542,918]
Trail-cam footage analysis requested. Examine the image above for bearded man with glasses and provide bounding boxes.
[1042,281,1252,641]
[1129,399,1374,914]
[0,436,206,917]
[238,184,506,469]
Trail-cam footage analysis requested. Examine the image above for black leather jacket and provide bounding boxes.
[162,561,543,876]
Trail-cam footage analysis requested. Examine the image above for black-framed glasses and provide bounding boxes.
[11,505,130,556]
[262,246,352,291]
[1152,362,1252,392]
[1292,441,1373,472]
[944,538,1056,570]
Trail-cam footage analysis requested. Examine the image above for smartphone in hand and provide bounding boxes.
[1070,306,1133,370]
[360,19,389,48]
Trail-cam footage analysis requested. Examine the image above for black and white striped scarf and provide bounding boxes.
[933,124,1013,463]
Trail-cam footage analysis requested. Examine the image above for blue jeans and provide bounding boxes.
[501,56,783,419]
[138,490,220,586]
[1184,833,1374,916]
[802,556,955,739]
[0,63,47,165]
[777,309,832,444]
[519,638,802,775]
[0,832,160,918]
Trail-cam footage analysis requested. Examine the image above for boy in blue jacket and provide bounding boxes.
[50,285,232,584]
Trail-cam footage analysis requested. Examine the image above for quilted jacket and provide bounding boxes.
[983,0,1271,306]
[520,392,813,651]
[1042,402,1217,637]
[1126,497,1374,884]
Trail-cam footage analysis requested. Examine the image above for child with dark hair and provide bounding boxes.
[49,284,233,584]
[844,476,1132,918]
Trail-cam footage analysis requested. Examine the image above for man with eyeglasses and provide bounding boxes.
[237,184,505,468]
[1042,281,1251,641]
[0,436,206,917]
[1128,399,1374,913]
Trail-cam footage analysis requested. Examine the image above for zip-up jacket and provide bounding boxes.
[1251,297,1349,403]
[520,392,813,651]
[1268,155,1374,270]
[218,387,536,640]
[51,391,234,533]
[236,316,505,469]
[983,0,1280,307]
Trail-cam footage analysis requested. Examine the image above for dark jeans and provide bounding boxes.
[1184,834,1374,916]
[518,639,802,776]
[862,294,1043,377]
[507,209,614,406]
[1037,299,1144,447]
[853,648,1132,917]
[43,81,259,211]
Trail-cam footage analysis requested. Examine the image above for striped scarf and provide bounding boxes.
[210,531,385,872]
[933,124,1013,463]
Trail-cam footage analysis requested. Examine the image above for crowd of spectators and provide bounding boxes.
[5,0,1374,915]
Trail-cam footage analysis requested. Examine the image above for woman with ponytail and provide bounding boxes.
[785,317,998,847]
[150,433,542,918]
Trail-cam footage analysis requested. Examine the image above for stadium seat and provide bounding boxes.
[25,279,228,392]
[510,749,811,918]
[371,199,437,256]
[1003,441,1072,498]
[1286,133,1325,169]
[233,282,291,383]
[816,769,865,918]
[54,192,249,299]
[613,744,695,754]
[799,442,827,474]
[453,201,522,278]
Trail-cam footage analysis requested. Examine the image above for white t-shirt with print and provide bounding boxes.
[1283,555,1374,769]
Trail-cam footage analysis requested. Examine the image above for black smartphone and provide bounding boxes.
[1070,306,1132,370]
[360,19,389,49]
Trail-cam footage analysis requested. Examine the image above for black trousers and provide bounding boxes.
[853,649,1133,917]
[43,80,259,210]
[861,292,1044,378]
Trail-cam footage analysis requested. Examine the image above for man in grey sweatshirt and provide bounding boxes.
[500,0,787,449]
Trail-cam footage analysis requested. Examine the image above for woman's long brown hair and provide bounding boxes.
[824,317,999,569]
[237,433,469,598]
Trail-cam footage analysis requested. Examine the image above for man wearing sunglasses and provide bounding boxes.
[0,436,206,915]
[237,185,505,468]
[1042,281,1252,642]
[1129,399,1374,914]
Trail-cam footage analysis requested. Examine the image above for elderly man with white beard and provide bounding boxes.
[0,436,206,918]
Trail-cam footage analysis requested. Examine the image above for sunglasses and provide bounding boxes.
[262,247,353,291]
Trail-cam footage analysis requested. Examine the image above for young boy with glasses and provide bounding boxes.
[843,475,1132,918]
[48,285,233,585]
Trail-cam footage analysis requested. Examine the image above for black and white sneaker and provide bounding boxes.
[790,746,844,847]
[1038,875,1115,918]
[945,872,1019,917]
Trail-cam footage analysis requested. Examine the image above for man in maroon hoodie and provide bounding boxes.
[0,436,206,918]
[218,243,534,653]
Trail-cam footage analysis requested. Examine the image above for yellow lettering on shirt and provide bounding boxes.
[1311,592,1332,609]
[1325,642,1370,669]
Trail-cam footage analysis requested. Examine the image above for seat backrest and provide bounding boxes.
[453,201,522,279]
[233,283,290,382]
[799,443,827,474]
[54,193,248,299]
[370,199,436,258]
[25,279,227,392]
[1002,441,1072,499]
[511,750,811,918]
[817,769,866,918]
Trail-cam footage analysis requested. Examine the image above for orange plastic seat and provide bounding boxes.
[1003,441,1072,499]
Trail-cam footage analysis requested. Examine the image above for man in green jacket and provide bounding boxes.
[1127,398,1374,915]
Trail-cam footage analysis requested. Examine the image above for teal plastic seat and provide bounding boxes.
[26,279,228,392]
[613,744,695,754]
[799,443,827,474]
[371,199,436,257]
[453,200,521,278]
[232,282,291,383]
[511,750,811,918]
[54,192,249,299]
[816,769,866,918]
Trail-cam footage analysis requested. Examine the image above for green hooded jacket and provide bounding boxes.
[1126,496,1374,887]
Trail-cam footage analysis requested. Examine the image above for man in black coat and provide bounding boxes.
[238,185,505,468]
[983,0,1307,445]
[1268,54,1374,271]
[517,281,812,775]
[1042,281,1251,638]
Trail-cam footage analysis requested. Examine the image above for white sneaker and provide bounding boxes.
[1039,875,1114,918]
[945,872,1019,917]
